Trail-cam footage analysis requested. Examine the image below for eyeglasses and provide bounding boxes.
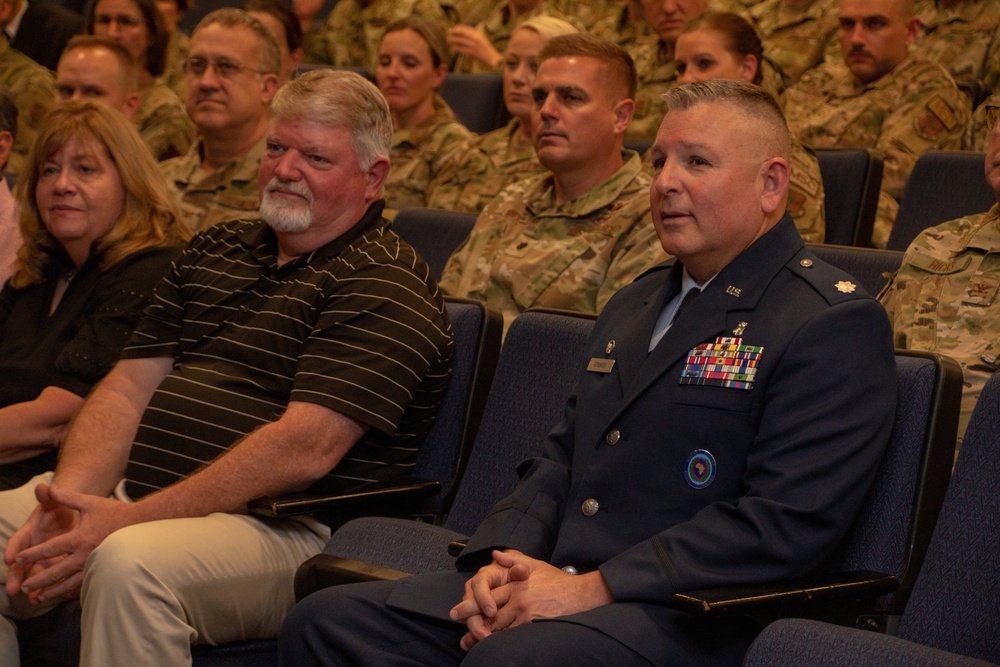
[183,57,264,80]
[986,105,1000,131]
[93,13,143,28]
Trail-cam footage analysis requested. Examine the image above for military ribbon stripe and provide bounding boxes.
[679,337,763,390]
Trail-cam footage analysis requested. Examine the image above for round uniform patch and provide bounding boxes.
[685,450,716,489]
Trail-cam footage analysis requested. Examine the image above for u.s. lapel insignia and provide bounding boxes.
[605,340,616,354]
[835,281,857,294]
[733,321,748,335]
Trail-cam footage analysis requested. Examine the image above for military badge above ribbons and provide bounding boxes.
[680,337,763,390]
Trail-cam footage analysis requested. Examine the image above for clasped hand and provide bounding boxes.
[448,549,613,651]
[4,483,132,603]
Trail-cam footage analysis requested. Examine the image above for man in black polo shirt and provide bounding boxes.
[0,69,453,666]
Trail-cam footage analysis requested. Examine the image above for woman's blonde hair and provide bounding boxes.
[10,100,191,289]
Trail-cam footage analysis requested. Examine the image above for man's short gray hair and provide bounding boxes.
[663,80,790,159]
[268,69,393,171]
[194,8,281,76]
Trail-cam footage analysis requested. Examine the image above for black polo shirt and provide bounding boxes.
[121,201,453,500]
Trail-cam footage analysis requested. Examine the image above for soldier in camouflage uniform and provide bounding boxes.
[427,118,544,213]
[0,40,54,176]
[384,96,472,211]
[428,16,579,213]
[377,17,473,211]
[304,0,457,69]
[915,0,1000,96]
[160,10,281,230]
[440,150,662,331]
[161,136,267,231]
[783,0,969,245]
[440,35,665,330]
[747,0,840,83]
[627,0,714,142]
[879,119,1000,445]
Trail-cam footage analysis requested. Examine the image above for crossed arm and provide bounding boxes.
[4,356,366,604]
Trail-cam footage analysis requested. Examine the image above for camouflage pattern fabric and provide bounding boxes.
[426,118,546,214]
[439,151,666,331]
[748,0,839,83]
[783,56,969,201]
[384,95,473,212]
[162,29,190,101]
[915,0,1000,95]
[159,136,264,232]
[304,0,457,69]
[879,204,1000,446]
[135,81,196,162]
[0,39,55,176]
[628,40,678,141]
[590,2,657,48]
[964,91,997,150]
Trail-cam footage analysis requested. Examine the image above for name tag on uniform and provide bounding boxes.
[587,358,615,373]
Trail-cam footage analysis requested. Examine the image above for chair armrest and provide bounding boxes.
[294,554,410,601]
[671,570,899,616]
[248,477,441,518]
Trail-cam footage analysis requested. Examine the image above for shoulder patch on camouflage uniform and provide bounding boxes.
[916,94,960,139]
[787,190,806,217]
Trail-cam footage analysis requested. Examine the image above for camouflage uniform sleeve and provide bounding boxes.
[878,210,1000,443]
[787,140,825,244]
[964,93,995,151]
[983,28,1000,97]
[596,219,668,311]
[136,84,197,162]
[1,52,56,175]
[876,60,970,200]
[871,190,901,249]
[438,188,516,297]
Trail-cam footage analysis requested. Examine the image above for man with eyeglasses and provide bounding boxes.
[160,8,281,231]
[880,101,1000,458]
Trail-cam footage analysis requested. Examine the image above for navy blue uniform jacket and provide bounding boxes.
[388,216,897,663]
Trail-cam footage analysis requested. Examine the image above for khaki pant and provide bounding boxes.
[0,473,329,666]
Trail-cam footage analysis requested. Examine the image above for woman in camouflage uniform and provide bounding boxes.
[376,16,473,212]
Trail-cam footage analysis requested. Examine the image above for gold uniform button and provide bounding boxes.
[582,498,599,516]
[800,258,814,268]
[606,429,621,446]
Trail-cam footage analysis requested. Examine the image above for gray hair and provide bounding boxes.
[268,69,392,171]
[194,8,282,75]
[662,79,790,159]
